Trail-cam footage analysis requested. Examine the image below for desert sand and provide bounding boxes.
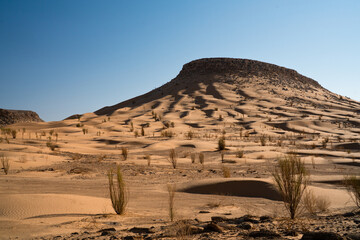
[1,58,359,239]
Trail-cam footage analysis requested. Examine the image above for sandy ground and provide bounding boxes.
[1,76,360,239]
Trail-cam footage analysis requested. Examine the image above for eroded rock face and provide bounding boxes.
[0,108,43,127]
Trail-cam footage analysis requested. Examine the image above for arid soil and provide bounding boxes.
[1,58,360,239]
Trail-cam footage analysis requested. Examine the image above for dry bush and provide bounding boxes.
[145,154,151,166]
[169,149,177,169]
[186,130,194,140]
[46,141,58,151]
[71,153,82,161]
[273,154,308,219]
[199,152,205,166]
[222,165,231,178]
[303,190,331,215]
[108,165,128,215]
[141,126,145,136]
[236,149,244,158]
[11,129,17,139]
[260,134,267,146]
[167,184,176,222]
[161,130,174,138]
[343,175,360,208]
[121,147,128,160]
[218,136,226,151]
[190,153,196,164]
[1,154,10,175]
[134,130,139,138]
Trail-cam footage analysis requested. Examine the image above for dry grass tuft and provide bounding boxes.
[108,165,128,215]
[222,165,231,178]
[1,154,10,175]
[169,149,177,169]
[121,147,128,160]
[343,175,360,208]
[218,136,226,151]
[167,184,176,222]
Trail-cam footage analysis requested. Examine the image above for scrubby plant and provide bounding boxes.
[190,153,196,164]
[130,121,134,132]
[218,136,226,151]
[322,137,329,148]
[343,175,360,208]
[82,128,88,135]
[260,134,267,146]
[1,154,10,175]
[108,165,128,215]
[199,152,205,166]
[222,165,231,178]
[11,129,17,139]
[167,184,176,221]
[273,154,308,219]
[134,130,139,138]
[236,149,244,158]
[161,130,174,138]
[303,190,331,215]
[145,154,151,166]
[121,147,128,160]
[141,126,145,136]
[46,141,58,151]
[186,130,194,140]
[168,149,177,169]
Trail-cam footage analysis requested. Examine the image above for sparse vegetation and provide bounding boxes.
[161,130,174,138]
[186,130,194,140]
[1,154,10,175]
[236,149,244,158]
[218,136,226,151]
[303,190,331,215]
[260,134,267,146]
[145,154,151,166]
[121,147,128,160]
[190,153,196,164]
[273,154,308,219]
[343,175,360,208]
[199,152,205,166]
[11,129,17,139]
[108,165,128,215]
[222,165,231,178]
[46,141,58,151]
[168,149,177,169]
[167,184,176,222]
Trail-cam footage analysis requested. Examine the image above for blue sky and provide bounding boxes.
[1,0,359,121]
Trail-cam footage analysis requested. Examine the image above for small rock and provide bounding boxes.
[260,215,272,222]
[347,233,360,240]
[211,216,227,223]
[204,223,224,233]
[249,230,281,238]
[301,231,343,240]
[238,222,252,230]
[199,210,210,214]
[343,212,356,217]
[129,227,154,234]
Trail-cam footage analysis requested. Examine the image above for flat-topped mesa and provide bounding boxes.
[0,109,43,127]
[176,58,323,89]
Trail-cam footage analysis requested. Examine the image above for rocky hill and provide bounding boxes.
[0,108,43,127]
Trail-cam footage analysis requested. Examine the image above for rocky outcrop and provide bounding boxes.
[0,108,43,127]
[176,58,322,89]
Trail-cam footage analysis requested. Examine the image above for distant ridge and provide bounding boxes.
[0,108,43,127]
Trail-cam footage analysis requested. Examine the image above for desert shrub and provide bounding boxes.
[260,135,267,146]
[170,122,175,128]
[273,154,308,219]
[141,126,145,136]
[1,154,10,175]
[236,149,244,158]
[186,130,194,140]
[161,130,174,138]
[76,123,83,127]
[130,121,134,132]
[199,152,205,166]
[108,165,128,215]
[11,129,17,139]
[222,165,231,178]
[218,115,223,121]
[168,149,177,169]
[303,190,331,215]
[190,153,196,164]
[134,130,139,138]
[322,137,329,148]
[145,154,151,166]
[343,175,360,208]
[218,136,226,151]
[121,147,128,160]
[46,141,58,151]
[82,128,88,135]
[167,184,176,221]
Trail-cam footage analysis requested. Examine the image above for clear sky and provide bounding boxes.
[1,0,359,121]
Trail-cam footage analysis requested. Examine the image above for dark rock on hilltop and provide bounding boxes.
[0,108,43,127]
